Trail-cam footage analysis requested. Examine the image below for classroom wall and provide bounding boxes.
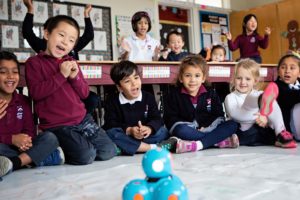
[230,0,283,11]
[67,0,159,60]
[229,0,300,64]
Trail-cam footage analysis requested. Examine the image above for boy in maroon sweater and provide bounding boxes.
[25,15,116,165]
[0,51,64,179]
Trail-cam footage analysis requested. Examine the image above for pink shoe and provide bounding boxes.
[217,134,239,148]
[260,82,279,116]
[175,139,198,153]
[275,130,297,148]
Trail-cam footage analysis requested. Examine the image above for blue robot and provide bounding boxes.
[122,148,188,200]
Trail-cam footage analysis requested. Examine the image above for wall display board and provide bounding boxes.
[158,5,190,52]
[0,0,112,61]
[199,10,230,60]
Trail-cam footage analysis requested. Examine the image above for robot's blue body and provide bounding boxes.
[122,148,188,200]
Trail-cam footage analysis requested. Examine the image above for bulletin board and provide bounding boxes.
[199,10,230,60]
[0,0,112,61]
[159,5,190,52]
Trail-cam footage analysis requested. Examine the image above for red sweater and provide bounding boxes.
[0,92,35,145]
[25,52,89,130]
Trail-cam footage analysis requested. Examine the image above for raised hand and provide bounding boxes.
[225,32,232,40]
[84,4,92,18]
[23,0,34,14]
[265,27,271,35]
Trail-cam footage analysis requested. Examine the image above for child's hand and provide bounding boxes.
[153,45,160,61]
[0,99,8,119]
[255,113,268,127]
[69,61,79,79]
[12,134,32,151]
[138,121,152,138]
[225,32,232,40]
[129,126,144,140]
[60,61,73,78]
[265,27,271,35]
[160,48,170,59]
[121,40,131,53]
[84,4,92,18]
[23,0,34,13]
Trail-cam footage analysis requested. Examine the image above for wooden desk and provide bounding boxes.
[19,61,277,87]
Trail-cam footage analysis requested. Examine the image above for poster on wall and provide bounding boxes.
[53,3,68,16]
[33,1,48,23]
[11,0,26,21]
[115,15,132,47]
[90,8,103,28]
[0,0,8,20]
[71,5,85,27]
[159,5,190,52]
[2,25,19,48]
[94,31,107,51]
[199,11,230,60]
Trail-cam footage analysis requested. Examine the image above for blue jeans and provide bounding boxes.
[107,127,169,155]
[0,131,59,165]
[48,114,116,165]
[236,124,276,146]
[172,120,238,149]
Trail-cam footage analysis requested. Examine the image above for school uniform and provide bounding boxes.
[159,51,189,61]
[163,86,237,149]
[275,78,300,134]
[0,92,59,165]
[228,33,269,63]
[103,91,168,155]
[120,33,160,61]
[25,53,116,164]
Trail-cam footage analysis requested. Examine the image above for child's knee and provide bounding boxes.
[69,149,96,165]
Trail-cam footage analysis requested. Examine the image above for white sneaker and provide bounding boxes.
[0,156,13,177]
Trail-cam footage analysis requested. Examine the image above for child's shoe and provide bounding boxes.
[157,137,178,153]
[0,156,13,178]
[38,147,65,166]
[216,134,239,148]
[175,138,198,153]
[260,82,279,116]
[275,130,297,148]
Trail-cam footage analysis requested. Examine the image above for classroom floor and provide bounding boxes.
[1,146,299,200]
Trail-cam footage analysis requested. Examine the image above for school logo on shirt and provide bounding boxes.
[147,45,152,50]
[250,37,256,43]
[206,98,212,112]
[16,106,23,120]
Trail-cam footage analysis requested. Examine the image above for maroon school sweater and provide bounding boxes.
[25,52,89,130]
[0,92,35,145]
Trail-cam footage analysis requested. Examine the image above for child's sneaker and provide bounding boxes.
[0,156,13,178]
[175,138,198,153]
[216,134,239,148]
[38,147,65,166]
[260,82,279,116]
[275,130,297,148]
[157,137,178,153]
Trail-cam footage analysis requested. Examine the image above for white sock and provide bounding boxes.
[150,144,157,149]
[196,141,203,151]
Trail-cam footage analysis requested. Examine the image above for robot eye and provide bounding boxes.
[152,160,164,172]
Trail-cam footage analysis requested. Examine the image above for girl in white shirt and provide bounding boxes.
[225,59,297,148]
[120,11,160,61]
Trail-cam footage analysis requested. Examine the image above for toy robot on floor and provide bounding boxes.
[122,148,188,200]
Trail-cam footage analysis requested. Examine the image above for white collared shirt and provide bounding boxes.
[289,80,300,90]
[120,33,160,61]
[119,91,142,105]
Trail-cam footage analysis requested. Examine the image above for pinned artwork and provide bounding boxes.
[71,5,84,27]
[94,31,107,51]
[11,0,26,21]
[33,1,48,23]
[53,3,68,16]
[2,25,19,48]
[90,8,103,28]
[0,0,8,20]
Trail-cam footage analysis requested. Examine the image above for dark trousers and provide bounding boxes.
[82,91,100,114]
[48,114,116,165]
[106,127,169,155]
[172,120,238,149]
[237,124,276,146]
[0,131,59,166]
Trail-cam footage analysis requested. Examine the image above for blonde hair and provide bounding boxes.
[176,54,208,87]
[230,58,261,91]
